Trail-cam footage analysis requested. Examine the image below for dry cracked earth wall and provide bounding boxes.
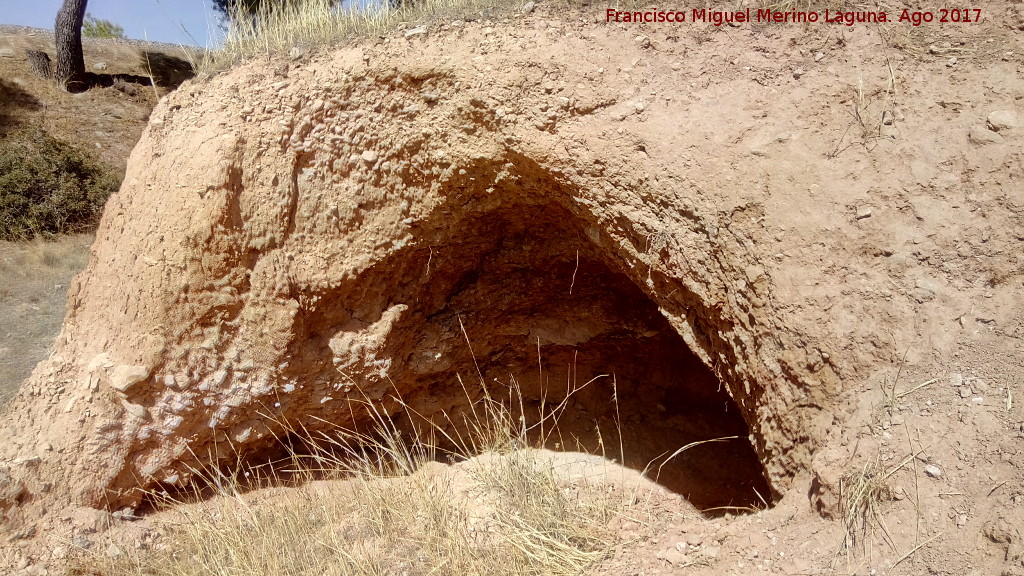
[1,9,1021,521]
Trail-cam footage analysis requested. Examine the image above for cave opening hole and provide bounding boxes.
[339,194,775,516]
[147,187,775,518]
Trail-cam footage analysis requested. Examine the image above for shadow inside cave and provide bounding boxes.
[270,188,773,514]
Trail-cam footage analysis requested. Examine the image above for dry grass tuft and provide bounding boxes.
[199,0,513,74]
[197,0,878,75]
[839,454,894,556]
[69,369,652,576]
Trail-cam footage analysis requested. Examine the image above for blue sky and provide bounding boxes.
[0,0,225,47]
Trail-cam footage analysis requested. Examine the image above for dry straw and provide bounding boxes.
[196,0,872,75]
[69,333,703,576]
[199,0,512,73]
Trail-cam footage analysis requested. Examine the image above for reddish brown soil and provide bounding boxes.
[1,3,1022,575]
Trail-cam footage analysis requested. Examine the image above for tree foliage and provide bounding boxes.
[211,0,290,18]
[82,13,126,39]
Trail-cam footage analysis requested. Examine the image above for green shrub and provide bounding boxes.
[0,128,121,240]
[83,13,126,39]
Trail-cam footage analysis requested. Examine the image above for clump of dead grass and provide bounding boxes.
[830,360,947,573]
[71,370,641,576]
[838,453,895,555]
[199,0,511,74]
[199,0,876,75]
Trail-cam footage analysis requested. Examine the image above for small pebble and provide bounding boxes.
[404,25,427,38]
[969,125,1004,145]
[987,110,1017,132]
[923,464,942,478]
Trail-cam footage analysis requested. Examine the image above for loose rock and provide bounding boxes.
[405,25,427,38]
[110,365,150,393]
[987,110,1017,132]
[656,548,689,565]
[923,464,943,478]
[969,125,1005,145]
[122,402,149,420]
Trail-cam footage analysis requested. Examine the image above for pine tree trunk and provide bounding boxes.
[54,0,88,91]
[25,50,52,79]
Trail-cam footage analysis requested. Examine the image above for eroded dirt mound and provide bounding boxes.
[1,4,1022,573]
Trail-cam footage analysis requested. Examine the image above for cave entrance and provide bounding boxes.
[359,194,773,514]
[149,189,774,517]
